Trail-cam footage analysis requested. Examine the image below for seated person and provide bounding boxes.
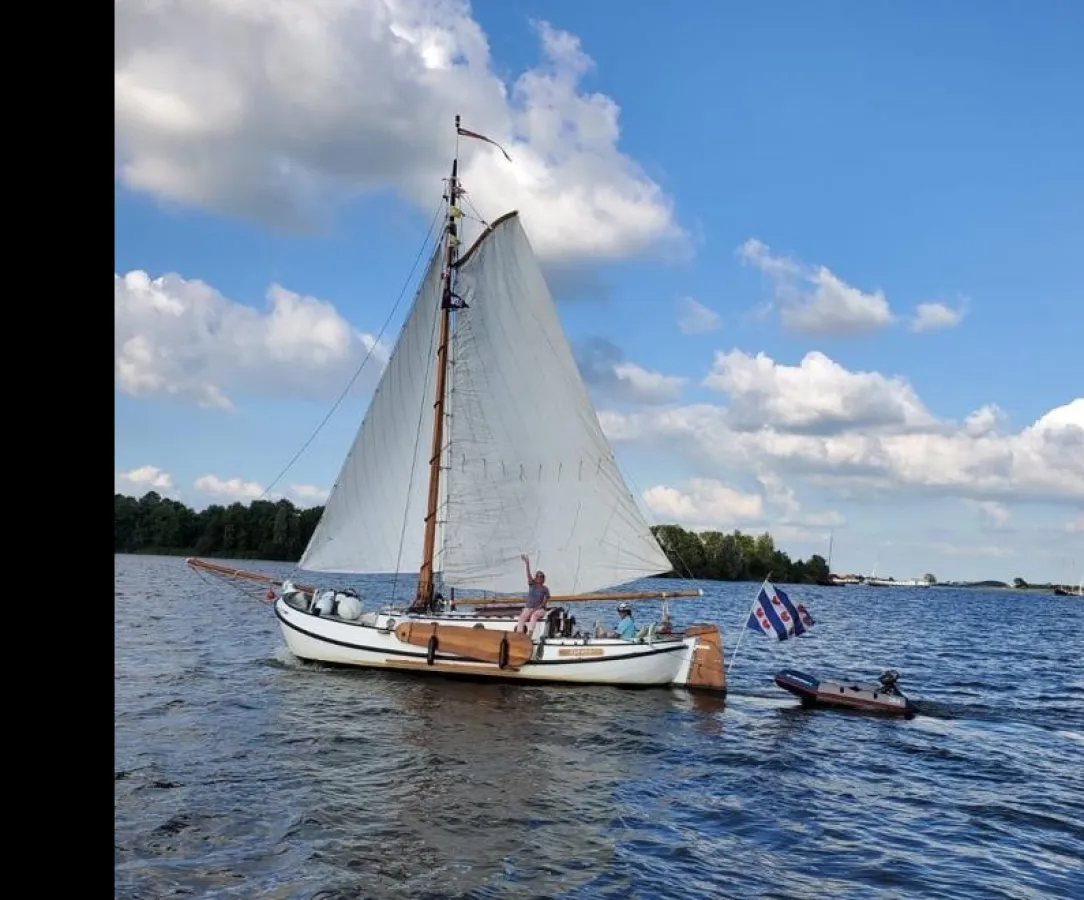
[611,603,638,640]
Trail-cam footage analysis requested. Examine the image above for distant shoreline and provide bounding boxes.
[116,552,1077,594]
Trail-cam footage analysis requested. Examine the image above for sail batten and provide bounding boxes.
[441,213,672,595]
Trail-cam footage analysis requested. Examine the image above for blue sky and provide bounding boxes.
[115,0,1083,584]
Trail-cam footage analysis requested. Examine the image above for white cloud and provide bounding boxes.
[966,500,1011,527]
[116,464,176,496]
[911,301,965,333]
[575,337,685,404]
[702,350,935,434]
[964,404,1004,437]
[601,350,1084,505]
[737,238,894,335]
[1066,515,1084,534]
[192,473,329,507]
[289,483,331,506]
[756,471,800,518]
[194,474,265,502]
[755,471,845,530]
[641,472,844,540]
[643,479,764,528]
[114,1,683,265]
[612,363,686,403]
[115,270,387,408]
[676,297,719,335]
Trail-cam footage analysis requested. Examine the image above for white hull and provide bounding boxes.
[274,593,725,693]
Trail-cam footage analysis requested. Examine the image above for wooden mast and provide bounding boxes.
[413,117,462,610]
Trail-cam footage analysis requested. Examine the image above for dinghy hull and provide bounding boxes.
[774,668,914,717]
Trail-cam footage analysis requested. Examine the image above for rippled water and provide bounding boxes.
[115,554,1084,899]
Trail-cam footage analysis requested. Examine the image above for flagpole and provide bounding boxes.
[726,575,770,677]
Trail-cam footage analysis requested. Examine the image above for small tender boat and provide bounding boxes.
[774,668,915,717]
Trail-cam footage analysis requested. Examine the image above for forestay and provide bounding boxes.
[299,247,443,574]
[442,213,672,595]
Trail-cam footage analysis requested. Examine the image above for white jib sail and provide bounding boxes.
[299,246,443,574]
[442,213,672,595]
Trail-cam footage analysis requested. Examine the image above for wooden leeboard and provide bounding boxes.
[394,622,534,668]
[684,623,726,692]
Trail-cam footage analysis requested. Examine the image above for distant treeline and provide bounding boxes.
[115,492,322,561]
[114,493,829,584]
[649,524,829,584]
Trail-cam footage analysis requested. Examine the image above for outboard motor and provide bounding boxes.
[878,670,902,696]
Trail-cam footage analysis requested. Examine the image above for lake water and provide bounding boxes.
[114,554,1084,899]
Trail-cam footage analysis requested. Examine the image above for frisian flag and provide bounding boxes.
[746,581,815,641]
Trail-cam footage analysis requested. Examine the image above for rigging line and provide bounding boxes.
[258,198,446,504]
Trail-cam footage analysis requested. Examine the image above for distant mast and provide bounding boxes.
[413,117,464,610]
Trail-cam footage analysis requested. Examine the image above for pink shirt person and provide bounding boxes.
[515,554,550,634]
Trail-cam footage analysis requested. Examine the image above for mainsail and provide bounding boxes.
[441,213,673,595]
[299,205,671,593]
[299,246,443,574]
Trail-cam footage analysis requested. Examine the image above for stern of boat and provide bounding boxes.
[673,623,726,694]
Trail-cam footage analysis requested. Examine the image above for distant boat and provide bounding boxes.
[866,577,932,588]
[814,533,858,585]
[816,533,841,585]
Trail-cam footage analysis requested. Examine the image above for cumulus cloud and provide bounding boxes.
[703,350,935,434]
[1065,515,1084,534]
[911,301,966,333]
[641,472,844,537]
[600,350,1084,505]
[193,473,329,507]
[964,404,1004,437]
[114,0,684,265]
[575,337,685,404]
[194,474,265,502]
[737,239,895,335]
[289,483,331,506]
[966,500,1011,527]
[116,465,176,497]
[675,297,720,335]
[115,270,387,408]
[643,479,764,528]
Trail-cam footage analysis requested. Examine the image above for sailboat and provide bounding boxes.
[187,117,726,694]
[1053,574,1083,597]
[815,532,855,586]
